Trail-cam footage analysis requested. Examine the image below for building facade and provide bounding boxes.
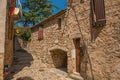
[0,0,15,80]
[15,0,120,80]
[66,0,120,80]
[4,0,16,67]
[0,0,7,79]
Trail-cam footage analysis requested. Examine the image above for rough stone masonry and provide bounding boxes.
[66,0,120,80]
[0,0,7,80]
[15,0,120,80]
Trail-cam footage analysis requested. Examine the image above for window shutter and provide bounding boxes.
[38,28,43,40]
[93,0,106,26]
[58,18,61,29]
[8,17,13,40]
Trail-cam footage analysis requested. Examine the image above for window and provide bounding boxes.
[94,0,106,26]
[91,0,106,27]
[58,18,62,29]
[38,27,43,40]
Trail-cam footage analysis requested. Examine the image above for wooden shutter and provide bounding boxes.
[8,16,14,40]
[38,28,43,40]
[93,0,106,26]
[58,18,61,29]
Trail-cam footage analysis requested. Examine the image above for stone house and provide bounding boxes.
[15,0,120,80]
[0,0,16,80]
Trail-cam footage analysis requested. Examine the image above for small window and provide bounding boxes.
[38,27,44,40]
[58,18,62,29]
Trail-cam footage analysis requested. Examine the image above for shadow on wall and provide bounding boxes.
[5,49,33,80]
[80,45,94,80]
[91,26,104,41]
[50,49,67,72]
[14,37,22,51]
[22,41,29,48]
[16,76,34,80]
[15,37,29,51]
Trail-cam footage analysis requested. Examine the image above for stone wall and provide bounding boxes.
[50,49,67,68]
[0,54,4,80]
[15,0,120,80]
[4,39,14,66]
[66,0,120,80]
[16,11,75,73]
[0,0,15,79]
[4,0,15,67]
[0,0,7,80]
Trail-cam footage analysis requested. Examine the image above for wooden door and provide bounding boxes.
[73,38,81,73]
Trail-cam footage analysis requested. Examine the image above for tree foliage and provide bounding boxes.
[20,29,31,41]
[16,0,58,26]
[14,25,31,41]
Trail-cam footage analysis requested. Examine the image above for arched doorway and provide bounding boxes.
[50,49,67,72]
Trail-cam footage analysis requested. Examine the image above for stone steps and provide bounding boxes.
[69,73,84,80]
[14,60,32,64]
[6,51,75,80]
[15,56,33,60]
[11,51,34,72]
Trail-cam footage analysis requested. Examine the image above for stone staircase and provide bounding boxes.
[11,50,33,72]
[5,50,77,80]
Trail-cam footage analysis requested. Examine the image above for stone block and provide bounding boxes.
[0,54,3,70]
[0,70,3,80]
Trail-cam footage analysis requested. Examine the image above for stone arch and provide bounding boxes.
[48,46,68,53]
[48,46,68,72]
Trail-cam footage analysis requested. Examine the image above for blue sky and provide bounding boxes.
[16,0,67,27]
[17,0,67,13]
[52,0,67,13]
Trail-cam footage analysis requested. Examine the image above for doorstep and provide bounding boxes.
[69,72,84,80]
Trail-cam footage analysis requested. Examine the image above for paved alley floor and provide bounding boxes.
[5,50,74,80]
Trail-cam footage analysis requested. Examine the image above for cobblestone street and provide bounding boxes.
[5,50,74,80]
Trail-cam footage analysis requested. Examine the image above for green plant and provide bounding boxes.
[20,29,31,41]
[15,0,59,27]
